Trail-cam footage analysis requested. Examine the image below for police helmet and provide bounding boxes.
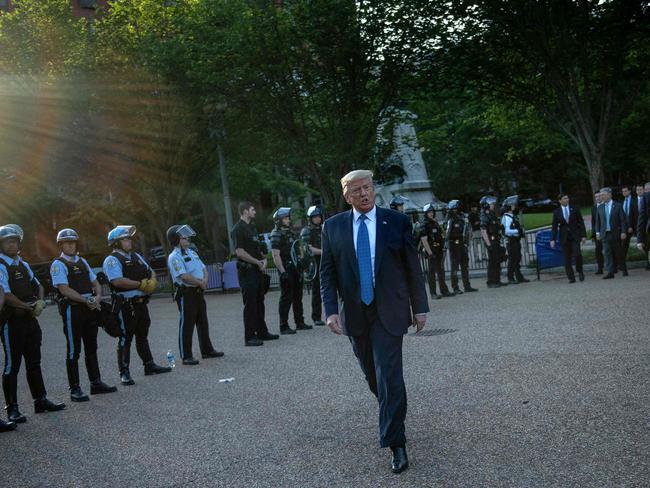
[422,203,436,214]
[306,206,323,219]
[107,225,136,246]
[57,228,79,243]
[447,200,461,211]
[389,195,408,211]
[273,207,292,225]
[501,195,519,212]
[479,196,497,210]
[167,224,197,247]
[0,224,23,243]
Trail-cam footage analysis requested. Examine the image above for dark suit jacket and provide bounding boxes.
[638,194,649,240]
[551,206,586,244]
[595,201,627,236]
[320,206,429,337]
[621,196,638,234]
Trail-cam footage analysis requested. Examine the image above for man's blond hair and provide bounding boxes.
[340,169,374,193]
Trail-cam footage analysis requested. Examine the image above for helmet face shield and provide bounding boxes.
[108,225,137,246]
[57,228,79,243]
[176,225,197,239]
[0,225,23,243]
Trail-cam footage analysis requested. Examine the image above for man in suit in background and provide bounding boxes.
[620,185,637,265]
[595,187,628,279]
[591,191,605,274]
[320,169,428,474]
[636,182,650,269]
[550,193,587,283]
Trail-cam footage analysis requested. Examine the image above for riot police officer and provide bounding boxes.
[103,226,171,385]
[500,196,530,285]
[300,206,324,326]
[480,196,507,288]
[271,208,312,334]
[389,195,408,213]
[167,225,224,365]
[50,229,117,402]
[445,201,478,294]
[0,225,65,424]
[417,204,454,299]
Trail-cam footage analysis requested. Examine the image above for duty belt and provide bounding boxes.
[126,296,148,304]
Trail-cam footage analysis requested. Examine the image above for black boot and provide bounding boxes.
[144,361,172,375]
[3,376,26,423]
[90,380,117,395]
[452,288,463,295]
[464,286,478,292]
[6,404,26,423]
[296,322,313,330]
[34,397,66,414]
[280,325,296,335]
[117,345,135,386]
[70,386,89,402]
[0,418,16,432]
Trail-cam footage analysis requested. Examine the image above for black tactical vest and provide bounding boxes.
[270,227,294,265]
[111,251,150,287]
[447,216,466,241]
[2,260,37,302]
[54,257,93,295]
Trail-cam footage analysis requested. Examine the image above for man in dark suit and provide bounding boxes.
[550,193,587,283]
[320,169,428,474]
[590,191,604,274]
[636,182,650,269]
[595,187,628,278]
[620,185,637,265]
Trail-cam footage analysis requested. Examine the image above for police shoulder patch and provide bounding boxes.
[107,258,117,268]
[173,257,183,272]
[52,264,60,276]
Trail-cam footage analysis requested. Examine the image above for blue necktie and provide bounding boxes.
[606,204,611,231]
[624,198,629,215]
[357,214,374,305]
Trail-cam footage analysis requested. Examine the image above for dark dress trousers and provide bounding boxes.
[551,205,586,280]
[591,205,604,272]
[637,195,650,264]
[595,201,628,274]
[320,206,428,448]
[621,196,638,261]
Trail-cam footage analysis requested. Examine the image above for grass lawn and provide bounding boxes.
[522,212,553,230]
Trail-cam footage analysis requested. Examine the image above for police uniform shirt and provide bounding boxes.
[501,213,520,237]
[168,247,206,287]
[50,253,97,298]
[102,250,151,298]
[0,253,40,294]
[232,219,263,260]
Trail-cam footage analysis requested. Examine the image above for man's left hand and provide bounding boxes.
[413,313,426,333]
[620,233,627,241]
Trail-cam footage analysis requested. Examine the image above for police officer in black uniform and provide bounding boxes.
[102,226,171,386]
[480,196,507,288]
[271,207,312,334]
[50,229,117,402]
[445,200,478,294]
[389,195,408,213]
[300,206,325,326]
[500,196,530,285]
[417,203,454,299]
[0,225,65,424]
[232,201,278,346]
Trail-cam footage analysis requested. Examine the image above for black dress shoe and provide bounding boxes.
[434,294,443,299]
[145,361,173,375]
[90,381,118,394]
[390,446,409,474]
[497,281,509,286]
[296,323,313,330]
[182,358,200,365]
[603,273,615,279]
[70,386,90,402]
[5,404,26,423]
[595,270,603,275]
[441,291,455,297]
[313,320,325,326]
[280,326,296,335]
[245,338,264,347]
[517,277,530,283]
[487,283,500,289]
[464,287,478,292]
[508,279,519,285]
[34,397,66,414]
[120,371,135,386]
[579,272,585,282]
[201,350,225,359]
[622,270,629,276]
[568,278,576,283]
[0,418,16,432]
[258,332,279,340]
[452,288,463,294]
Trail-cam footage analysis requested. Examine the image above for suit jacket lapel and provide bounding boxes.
[374,207,388,277]
[344,210,359,281]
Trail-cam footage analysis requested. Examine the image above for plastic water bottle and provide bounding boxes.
[166,350,176,369]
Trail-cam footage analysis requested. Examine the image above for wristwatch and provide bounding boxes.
[86,296,97,305]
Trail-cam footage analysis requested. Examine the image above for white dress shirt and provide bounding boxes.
[352,205,377,284]
[561,204,570,223]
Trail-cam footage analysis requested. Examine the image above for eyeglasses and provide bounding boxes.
[347,184,374,196]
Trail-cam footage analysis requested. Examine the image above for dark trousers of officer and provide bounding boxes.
[279,266,304,326]
[176,288,214,360]
[116,300,154,373]
[486,241,501,285]
[62,304,101,388]
[349,301,407,448]
[2,316,47,406]
[238,267,269,341]
[449,243,471,290]
[594,238,604,272]
[311,257,322,322]
[561,237,583,280]
[426,253,449,297]
[602,232,624,275]
[506,237,526,281]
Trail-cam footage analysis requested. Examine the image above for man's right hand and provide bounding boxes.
[550,240,555,249]
[258,259,266,271]
[326,314,342,335]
